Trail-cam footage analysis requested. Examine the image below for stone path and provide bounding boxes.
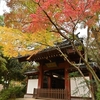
[15,98,91,100]
[15,98,51,100]
[15,98,36,100]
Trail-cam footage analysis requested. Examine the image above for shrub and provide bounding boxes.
[0,89,10,100]
[0,86,25,100]
[96,85,100,100]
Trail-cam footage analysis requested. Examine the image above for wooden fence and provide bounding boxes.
[33,88,67,100]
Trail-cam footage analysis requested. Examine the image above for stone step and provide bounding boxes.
[24,94,33,98]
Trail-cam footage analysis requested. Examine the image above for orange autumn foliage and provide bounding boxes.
[0,26,61,57]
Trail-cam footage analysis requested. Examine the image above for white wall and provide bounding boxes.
[70,76,91,97]
[27,79,38,94]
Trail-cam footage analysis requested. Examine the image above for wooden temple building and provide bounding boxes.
[18,40,99,100]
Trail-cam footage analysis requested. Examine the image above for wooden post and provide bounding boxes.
[26,75,29,94]
[48,72,52,89]
[38,65,43,89]
[65,68,71,100]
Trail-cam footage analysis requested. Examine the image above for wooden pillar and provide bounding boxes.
[26,75,29,94]
[65,68,71,100]
[48,73,52,89]
[38,65,43,89]
[48,76,51,89]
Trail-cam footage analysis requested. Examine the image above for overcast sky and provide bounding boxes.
[0,0,10,15]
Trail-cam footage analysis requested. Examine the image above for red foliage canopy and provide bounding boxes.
[28,0,100,34]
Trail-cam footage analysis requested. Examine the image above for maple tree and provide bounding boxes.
[0,26,61,57]
[27,0,100,78]
[4,0,62,55]
[5,0,100,99]
[4,0,37,31]
[27,0,100,98]
[0,26,30,57]
[27,0,100,33]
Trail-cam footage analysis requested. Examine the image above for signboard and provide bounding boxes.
[45,62,57,68]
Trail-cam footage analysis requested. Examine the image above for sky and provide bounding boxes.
[0,0,10,15]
